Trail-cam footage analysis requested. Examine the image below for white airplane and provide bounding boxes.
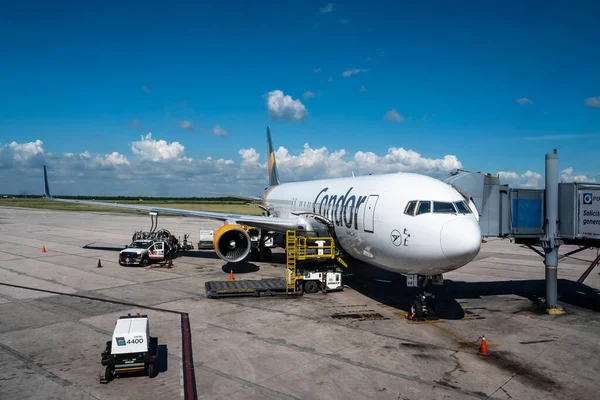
[43,127,481,315]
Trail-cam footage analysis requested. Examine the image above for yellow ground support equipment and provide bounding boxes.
[285,230,347,294]
[205,230,347,298]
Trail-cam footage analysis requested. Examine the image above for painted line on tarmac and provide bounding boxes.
[0,281,198,400]
[425,320,500,351]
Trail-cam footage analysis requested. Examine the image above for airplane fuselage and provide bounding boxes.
[264,172,481,276]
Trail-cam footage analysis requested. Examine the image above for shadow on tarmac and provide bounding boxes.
[179,250,221,259]
[156,344,168,373]
[221,262,260,274]
[83,245,124,252]
[343,261,600,320]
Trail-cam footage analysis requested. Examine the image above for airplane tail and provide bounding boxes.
[43,165,54,199]
[266,127,280,187]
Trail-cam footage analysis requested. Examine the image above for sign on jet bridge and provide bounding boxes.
[579,190,600,239]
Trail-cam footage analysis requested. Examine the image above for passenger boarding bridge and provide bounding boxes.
[442,150,600,314]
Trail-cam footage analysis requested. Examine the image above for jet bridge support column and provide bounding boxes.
[543,149,564,314]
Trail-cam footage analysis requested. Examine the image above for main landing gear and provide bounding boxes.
[250,245,273,262]
[407,275,442,319]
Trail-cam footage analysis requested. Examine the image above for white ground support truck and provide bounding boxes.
[119,238,177,266]
[197,229,215,249]
[100,314,158,382]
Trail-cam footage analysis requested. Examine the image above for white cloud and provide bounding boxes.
[498,170,543,188]
[179,120,196,131]
[584,97,600,107]
[319,3,333,13]
[239,148,261,165]
[1,136,466,196]
[213,124,230,137]
[273,144,461,181]
[141,85,151,94]
[328,76,333,83]
[342,68,369,78]
[314,68,321,74]
[9,140,44,160]
[516,97,533,105]
[340,19,350,24]
[216,158,234,166]
[236,148,265,184]
[359,85,367,93]
[131,133,187,162]
[384,108,404,122]
[560,167,597,183]
[264,90,307,123]
[303,91,316,100]
[97,152,130,167]
[499,167,597,187]
[65,150,91,159]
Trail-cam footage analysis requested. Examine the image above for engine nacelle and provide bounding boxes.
[213,224,251,263]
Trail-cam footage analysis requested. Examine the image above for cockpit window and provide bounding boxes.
[404,201,417,216]
[433,201,456,214]
[416,201,431,215]
[454,201,472,214]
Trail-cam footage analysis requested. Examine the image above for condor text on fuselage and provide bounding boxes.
[312,187,366,230]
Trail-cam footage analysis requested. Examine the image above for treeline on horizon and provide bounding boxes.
[0,194,251,203]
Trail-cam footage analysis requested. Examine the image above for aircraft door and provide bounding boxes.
[363,195,379,233]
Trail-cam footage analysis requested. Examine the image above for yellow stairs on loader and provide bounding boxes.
[286,230,298,293]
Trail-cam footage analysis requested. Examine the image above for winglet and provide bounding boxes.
[266,127,280,187]
[43,165,54,199]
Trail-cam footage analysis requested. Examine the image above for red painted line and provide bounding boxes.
[0,282,198,400]
[181,314,197,400]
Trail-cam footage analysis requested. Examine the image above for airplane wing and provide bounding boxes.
[199,191,263,202]
[42,166,300,232]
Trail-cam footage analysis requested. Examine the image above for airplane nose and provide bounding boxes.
[440,218,481,266]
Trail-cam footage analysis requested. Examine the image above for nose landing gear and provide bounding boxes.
[406,275,441,320]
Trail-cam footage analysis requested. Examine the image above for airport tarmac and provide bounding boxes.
[0,206,599,400]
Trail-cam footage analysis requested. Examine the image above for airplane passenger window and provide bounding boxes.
[433,202,456,214]
[416,201,431,215]
[404,201,417,216]
[454,201,472,214]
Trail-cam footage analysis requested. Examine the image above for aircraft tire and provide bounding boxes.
[250,248,261,262]
[410,300,424,318]
[426,297,435,316]
[261,247,272,262]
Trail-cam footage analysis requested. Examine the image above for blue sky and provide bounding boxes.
[1,1,599,195]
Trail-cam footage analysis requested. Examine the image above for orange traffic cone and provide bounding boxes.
[478,336,490,356]
[41,245,46,253]
[97,259,102,268]
[229,269,234,281]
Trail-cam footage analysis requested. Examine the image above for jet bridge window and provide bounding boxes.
[416,201,431,215]
[404,201,418,216]
[433,201,456,214]
[454,201,472,214]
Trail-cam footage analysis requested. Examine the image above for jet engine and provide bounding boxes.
[213,224,252,263]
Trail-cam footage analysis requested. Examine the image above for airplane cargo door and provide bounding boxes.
[363,195,379,233]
